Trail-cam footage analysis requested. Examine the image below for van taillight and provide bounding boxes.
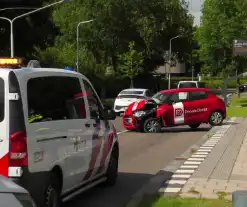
[9,131,28,167]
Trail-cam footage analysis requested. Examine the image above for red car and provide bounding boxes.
[122,88,226,132]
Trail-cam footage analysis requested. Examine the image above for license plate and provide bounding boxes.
[126,118,132,123]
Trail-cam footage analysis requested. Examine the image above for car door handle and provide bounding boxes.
[85,123,90,128]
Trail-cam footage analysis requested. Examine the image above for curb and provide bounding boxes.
[124,118,236,207]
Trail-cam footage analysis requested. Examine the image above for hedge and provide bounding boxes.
[89,75,246,99]
[170,77,247,89]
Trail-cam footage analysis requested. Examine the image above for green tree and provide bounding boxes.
[198,0,247,75]
[118,41,144,88]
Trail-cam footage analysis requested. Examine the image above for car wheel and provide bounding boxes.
[143,117,161,133]
[44,174,61,207]
[189,124,200,129]
[209,111,223,126]
[103,149,118,186]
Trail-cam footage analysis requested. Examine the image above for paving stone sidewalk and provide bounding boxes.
[180,117,247,200]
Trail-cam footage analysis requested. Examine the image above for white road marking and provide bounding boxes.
[194,152,209,155]
[180,165,198,169]
[202,144,215,147]
[166,180,187,185]
[191,154,207,158]
[176,169,195,173]
[161,188,182,193]
[172,174,191,178]
[197,149,212,152]
[206,140,219,142]
[117,130,129,135]
[188,157,205,161]
[222,125,230,128]
[204,142,218,145]
[184,161,201,165]
[164,187,181,193]
[200,146,213,149]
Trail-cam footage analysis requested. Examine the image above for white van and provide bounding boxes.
[0,58,119,207]
[178,81,206,88]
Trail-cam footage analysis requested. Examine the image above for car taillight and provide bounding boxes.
[9,131,28,167]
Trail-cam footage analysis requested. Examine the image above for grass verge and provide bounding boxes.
[137,196,232,207]
[227,107,247,117]
[227,95,247,117]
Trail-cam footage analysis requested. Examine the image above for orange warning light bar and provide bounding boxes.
[0,58,23,65]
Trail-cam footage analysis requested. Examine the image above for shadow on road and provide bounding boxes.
[63,170,173,207]
[161,127,211,133]
[123,127,211,134]
[63,172,152,207]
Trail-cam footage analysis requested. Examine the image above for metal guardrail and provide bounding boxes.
[232,191,247,207]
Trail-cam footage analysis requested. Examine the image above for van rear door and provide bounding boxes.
[0,71,9,177]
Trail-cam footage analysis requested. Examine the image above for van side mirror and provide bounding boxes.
[103,106,116,120]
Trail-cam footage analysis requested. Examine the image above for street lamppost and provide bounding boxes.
[168,35,183,89]
[76,19,94,72]
[0,0,71,57]
[0,7,38,12]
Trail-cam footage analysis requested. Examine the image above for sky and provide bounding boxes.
[187,0,204,25]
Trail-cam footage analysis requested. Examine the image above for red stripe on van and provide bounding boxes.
[83,135,102,181]
[96,133,114,174]
[0,153,9,177]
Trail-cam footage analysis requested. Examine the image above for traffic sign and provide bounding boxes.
[233,40,247,55]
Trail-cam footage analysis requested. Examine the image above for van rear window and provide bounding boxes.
[179,82,197,88]
[0,78,4,122]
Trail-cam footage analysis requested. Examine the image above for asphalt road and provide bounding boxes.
[64,117,210,207]
[112,117,126,132]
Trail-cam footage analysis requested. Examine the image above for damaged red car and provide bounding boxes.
[122,88,226,132]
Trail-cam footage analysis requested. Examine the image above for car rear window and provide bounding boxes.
[120,90,144,95]
[179,82,197,88]
[0,78,4,122]
[119,95,144,99]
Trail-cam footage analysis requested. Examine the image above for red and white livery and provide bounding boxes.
[0,58,119,207]
[122,88,226,132]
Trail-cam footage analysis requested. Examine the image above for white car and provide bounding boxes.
[114,88,152,115]
[0,58,119,207]
[0,175,36,207]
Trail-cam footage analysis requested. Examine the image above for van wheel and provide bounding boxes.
[209,111,223,126]
[143,117,161,133]
[44,174,61,207]
[189,124,200,129]
[104,151,118,186]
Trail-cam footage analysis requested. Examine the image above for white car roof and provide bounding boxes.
[0,67,93,86]
[0,175,27,193]
[120,88,147,92]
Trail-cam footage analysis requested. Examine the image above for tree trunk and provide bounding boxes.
[237,77,240,98]
[130,78,134,88]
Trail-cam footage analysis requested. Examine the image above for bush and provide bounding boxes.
[170,77,247,89]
